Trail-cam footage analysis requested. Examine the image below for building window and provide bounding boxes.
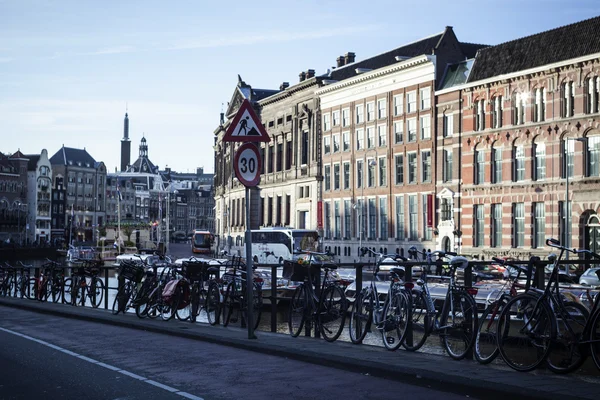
[324,202,331,239]
[533,202,545,249]
[491,203,502,248]
[475,148,484,185]
[474,204,484,247]
[563,138,574,178]
[420,87,431,110]
[492,146,502,183]
[356,104,364,124]
[421,150,431,183]
[533,88,546,122]
[420,115,431,140]
[534,142,546,181]
[342,131,350,152]
[443,113,453,137]
[395,154,404,185]
[422,194,432,241]
[356,128,364,150]
[584,76,600,114]
[356,160,363,189]
[492,96,503,128]
[324,165,331,191]
[367,127,375,148]
[588,136,600,177]
[301,131,308,164]
[323,113,331,131]
[441,198,452,221]
[513,145,525,182]
[378,157,387,186]
[377,125,387,147]
[368,198,376,239]
[377,99,387,119]
[366,102,375,122]
[379,197,388,240]
[407,91,417,113]
[560,81,575,118]
[560,201,572,248]
[512,92,526,125]
[342,108,350,127]
[393,95,403,116]
[394,121,403,143]
[332,110,340,126]
[475,99,485,131]
[408,153,417,184]
[276,143,283,171]
[344,200,351,239]
[343,162,350,190]
[323,136,331,154]
[367,158,376,187]
[407,118,417,142]
[408,195,418,241]
[512,203,524,248]
[268,145,274,173]
[333,164,340,190]
[332,134,340,153]
[395,195,405,240]
[286,141,292,170]
[443,149,453,182]
[334,201,341,239]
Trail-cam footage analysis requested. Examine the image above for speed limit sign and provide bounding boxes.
[233,143,262,187]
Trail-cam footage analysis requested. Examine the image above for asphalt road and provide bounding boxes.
[0,306,475,400]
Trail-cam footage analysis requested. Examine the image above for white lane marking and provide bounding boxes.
[0,327,204,400]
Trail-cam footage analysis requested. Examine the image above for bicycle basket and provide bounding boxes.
[282,260,318,282]
[181,260,210,281]
[119,261,145,283]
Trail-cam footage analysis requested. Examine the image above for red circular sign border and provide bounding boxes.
[233,143,262,187]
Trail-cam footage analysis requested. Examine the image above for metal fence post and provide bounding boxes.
[104,267,109,310]
[271,264,277,333]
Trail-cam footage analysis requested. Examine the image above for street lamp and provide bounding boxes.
[359,150,378,253]
[165,187,178,256]
[565,137,586,259]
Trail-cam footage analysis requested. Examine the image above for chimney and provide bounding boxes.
[279,82,289,90]
[306,69,315,79]
[299,71,306,82]
[344,52,356,65]
[336,56,345,68]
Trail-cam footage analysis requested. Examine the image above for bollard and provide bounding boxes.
[271,265,277,333]
[104,267,109,310]
[530,256,544,290]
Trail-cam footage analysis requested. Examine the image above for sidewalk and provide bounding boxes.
[0,296,597,400]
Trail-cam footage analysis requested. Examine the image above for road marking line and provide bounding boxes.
[0,326,204,400]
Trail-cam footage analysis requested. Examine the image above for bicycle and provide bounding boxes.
[220,255,263,330]
[180,257,221,325]
[474,257,534,364]
[403,248,479,360]
[112,259,145,314]
[496,238,599,373]
[348,247,412,350]
[64,259,105,308]
[287,250,349,342]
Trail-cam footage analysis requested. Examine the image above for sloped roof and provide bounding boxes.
[10,150,27,159]
[128,156,157,174]
[49,146,97,167]
[468,15,600,82]
[439,59,474,90]
[24,154,40,171]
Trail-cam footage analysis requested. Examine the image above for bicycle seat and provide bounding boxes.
[207,266,220,274]
[390,266,405,279]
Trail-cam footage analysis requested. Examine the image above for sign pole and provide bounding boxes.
[245,186,256,339]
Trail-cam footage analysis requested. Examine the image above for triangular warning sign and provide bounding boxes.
[222,99,271,143]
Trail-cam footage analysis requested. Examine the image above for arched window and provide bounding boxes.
[513,143,525,182]
[492,143,503,183]
[533,87,546,122]
[534,141,546,181]
[491,95,503,129]
[475,99,485,131]
[587,136,600,177]
[560,81,575,118]
[511,92,526,125]
[584,76,600,114]
[474,146,485,184]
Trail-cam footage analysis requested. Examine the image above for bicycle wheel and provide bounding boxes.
[497,293,555,372]
[403,289,431,351]
[38,279,49,302]
[221,282,235,327]
[112,282,130,315]
[474,300,505,364]
[89,277,104,308]
[318,284,346,342]
[50,278,63,303]
[252,284,263,331]
[591,309,600,371]
[174,284,191,321]
[288,284,306,337]
[205,282,220,326]
[382,291,410,351]
[190,284,200,322]
[440,290,478,360]
[62,278,73,304]
[546,301,589,374]
[349,290,372,344]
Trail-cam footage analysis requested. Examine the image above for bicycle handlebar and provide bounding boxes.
[546,237,600,259]
[360,247,407,261]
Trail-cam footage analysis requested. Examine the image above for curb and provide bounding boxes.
[0,298,594,400]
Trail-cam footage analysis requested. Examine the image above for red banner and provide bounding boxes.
[427,194,434,228]
[317,201,323,229]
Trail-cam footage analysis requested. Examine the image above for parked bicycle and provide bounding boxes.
[403,248,478,360]
[287,250,349,342]
[496,238,600,373]
[220,255,263,330]
[64,259,105,308]
[348,247,412,350]
[112,259,145,314]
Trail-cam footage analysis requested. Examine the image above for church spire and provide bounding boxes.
[120,111,131,172]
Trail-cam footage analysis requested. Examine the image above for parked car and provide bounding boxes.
[579,267,600,286]
[457,264,504,284]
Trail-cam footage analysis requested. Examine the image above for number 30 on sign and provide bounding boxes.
[233,143,262,187]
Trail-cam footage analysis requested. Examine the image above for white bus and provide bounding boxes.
[251,228,320,264]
